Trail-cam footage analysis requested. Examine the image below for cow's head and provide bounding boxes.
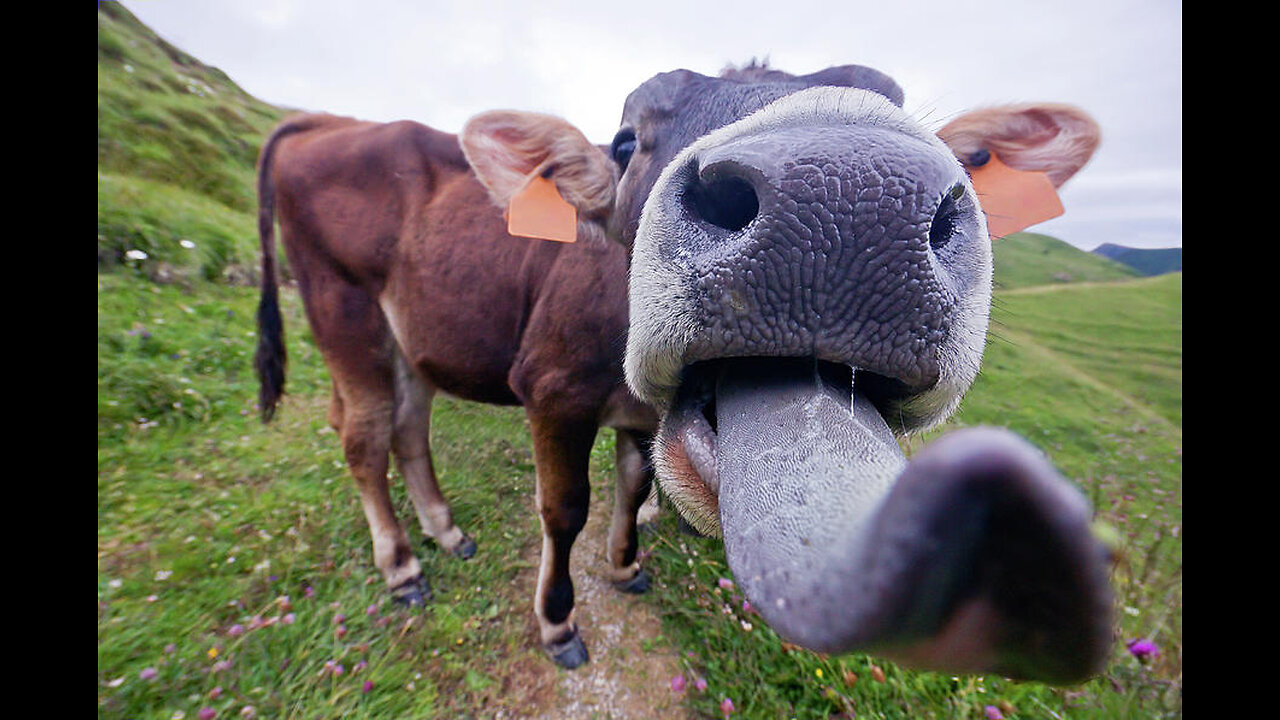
[463,64,1112,684]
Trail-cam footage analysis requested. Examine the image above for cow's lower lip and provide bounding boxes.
[656,356,1114,683]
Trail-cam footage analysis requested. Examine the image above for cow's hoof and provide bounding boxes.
[391,576,432,607]
[612,569,651,594]
[547,630,590,669]
[451,535,477,560]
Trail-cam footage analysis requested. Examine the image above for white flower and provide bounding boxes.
[180,239,196,249]
[125,249,148,261]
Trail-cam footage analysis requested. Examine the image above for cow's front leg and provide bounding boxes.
[529,413,596,669]
[606,429,654,593]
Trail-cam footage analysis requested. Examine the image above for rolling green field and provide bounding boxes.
[95,265,1184,720]
[98,5,1181,718]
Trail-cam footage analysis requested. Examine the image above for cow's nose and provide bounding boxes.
[686,160,761,232]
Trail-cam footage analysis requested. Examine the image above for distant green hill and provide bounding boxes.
[991,232,1140,290]
[1093,243,1183,276]
[98,2,285,281]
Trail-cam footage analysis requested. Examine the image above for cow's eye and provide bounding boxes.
[611,128,637,171]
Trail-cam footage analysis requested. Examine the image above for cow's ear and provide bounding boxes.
[938,104,1100,188]
[461,111,616,218]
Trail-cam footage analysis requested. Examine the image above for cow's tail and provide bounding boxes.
[254,117,312,422]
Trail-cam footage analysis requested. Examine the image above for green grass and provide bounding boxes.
[992,232,1140,290]
[98,3,284,282]
[98,272,558,718]
[98,267,1182,719]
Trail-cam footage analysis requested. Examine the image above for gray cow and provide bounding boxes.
[462,64,1112,684]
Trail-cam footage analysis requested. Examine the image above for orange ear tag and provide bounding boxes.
[507,175,577,243]
[969,153,1064,239]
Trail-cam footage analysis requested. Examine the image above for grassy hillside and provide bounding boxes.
[99,7,1181,718]
[98,2,284,281]
[1093,244,1183,277]
[98,268,1184,719]
[993,232,1140,290]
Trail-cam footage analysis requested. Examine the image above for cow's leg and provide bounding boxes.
[391,352,476,559]
[606,429,654,593]
[327,379,344,432]
[304,276,430,606]
[529,413,596,669]
[337,395,429,605]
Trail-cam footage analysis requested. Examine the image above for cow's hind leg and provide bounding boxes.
[529,413,596,669]
[391,352,476,559]
[306,278,430,606]
[606,429,655,593]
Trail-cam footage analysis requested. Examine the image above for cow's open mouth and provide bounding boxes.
[658,357,914,535]
[654,355,1114,684]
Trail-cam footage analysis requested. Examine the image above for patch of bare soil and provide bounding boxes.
[492,493,690,720]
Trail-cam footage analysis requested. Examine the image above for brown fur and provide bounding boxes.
[254,112,657,658]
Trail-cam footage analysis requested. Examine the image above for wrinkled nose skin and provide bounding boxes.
[685,126,968,384]
[626,88,1112,684]
[628,89,991,424]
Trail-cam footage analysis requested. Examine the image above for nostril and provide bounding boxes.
[685,164,760,232]
[929,183,966,250]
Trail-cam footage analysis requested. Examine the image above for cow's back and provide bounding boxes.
[264,113,635,412]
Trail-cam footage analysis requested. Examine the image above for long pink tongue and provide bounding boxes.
[714,358,904,650]
[712,358,1114,683]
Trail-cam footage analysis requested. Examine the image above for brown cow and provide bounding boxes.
[462,64,1114,684]
[254,113,657,668]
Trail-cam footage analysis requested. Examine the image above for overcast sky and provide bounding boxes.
[121,0,1182,251]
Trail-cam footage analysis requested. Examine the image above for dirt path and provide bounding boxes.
[493,493,690,720]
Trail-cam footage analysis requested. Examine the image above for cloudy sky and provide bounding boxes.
[121,0,1182,251]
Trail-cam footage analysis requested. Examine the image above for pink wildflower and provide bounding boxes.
[228,624,245,637]
[720,697,736,716]
[366,604,378,617]
[984,706,1004,720]
[354,660,368,673]
[282,613,296,625]
[1127,638,1159,661]
[334,613,346,624]
[335,625,348,639]
[139,667,158,681]
[717,578,734,591]
[198,708,217,720]
[694,676,707,692]
[209,686,223,699]
[363,680,374,694]
[671,674,686,693]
